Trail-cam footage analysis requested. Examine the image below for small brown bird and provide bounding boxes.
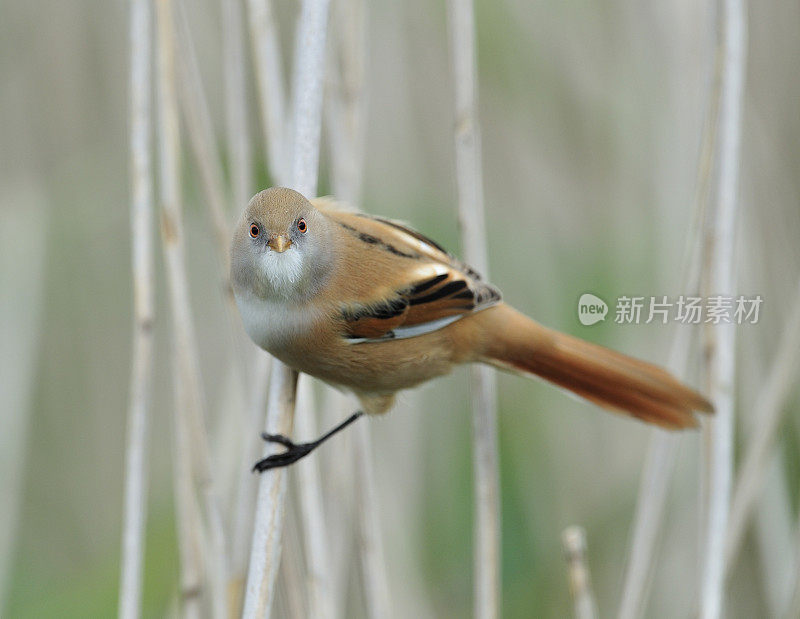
[231,187,713,471]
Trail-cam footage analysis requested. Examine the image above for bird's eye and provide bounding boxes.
[249,223,260,238]
[297,218,307,233]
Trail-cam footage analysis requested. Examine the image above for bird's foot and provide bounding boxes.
[252,411,364,473]
[260,432,295,449]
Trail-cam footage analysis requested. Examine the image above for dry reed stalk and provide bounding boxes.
[325,0,367,204]
[446,0,500,616]
[294,377,333,618]
[119,0,155,616]
[245,0,288,184]
[317,391,357,616]
[278,502,310,617]
[155,1,228,615]
[562,527,599,619]
[0,189,47,613]
[698,0,747,615]
[618,8,724,617]
[155,0,205,612]
[220,0,256,584]
[222,0,253,212]
[241,362,298,618]
[174,1,230,257]
[169,4,273,613]
[230,0,291,605]
[324,0,392,615]
[241,0,332,615]
[724,277,800,568]
[754,451,797,616]
[731,333,795,614]
[618,324,697,619]
[785,530,800,619]
[173,2,251,366]
[354,422,392,618]
[229,352,271,611]
[282,7,337,614]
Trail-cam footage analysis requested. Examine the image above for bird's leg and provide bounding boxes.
[252,411,364,472]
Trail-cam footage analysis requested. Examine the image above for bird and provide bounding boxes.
[230,187,713,471]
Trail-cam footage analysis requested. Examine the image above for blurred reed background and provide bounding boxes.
[1,0,799,616]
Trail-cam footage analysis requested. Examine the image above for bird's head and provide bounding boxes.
[231,187,334,302]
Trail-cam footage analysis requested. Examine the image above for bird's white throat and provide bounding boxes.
[259,247,305,298]
[233,247,314,351]
[234,282,321,352]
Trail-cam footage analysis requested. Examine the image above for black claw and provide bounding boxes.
[260,432,295,449]
[252,411,365,473]
[252,442,316,472]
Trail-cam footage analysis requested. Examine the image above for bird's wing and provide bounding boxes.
[312,199,501,342]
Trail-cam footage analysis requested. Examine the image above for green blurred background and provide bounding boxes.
[2,0,799,616]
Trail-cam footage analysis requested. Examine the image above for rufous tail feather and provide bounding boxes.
[479,304,713,429]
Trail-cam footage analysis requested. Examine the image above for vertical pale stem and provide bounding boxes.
[0,189,47,613]
[174,0,230,256]
[231,0,289,608]
[618,7,723,617]
[699,0,747,615]
[446,1,500,617]
[241,363,298,618]
[468,366,500,619]
[245,0,288,184]
[753,452,797,617]
[736,289,795,616]
[618,325,696,619]
[230,0,289,604]
[242,0,332,616]
[295,378,333,619]
[119,0,155,617]
[354,422,392,618]
[222,0,253,211]
[279,504,310,617]
[174,0,255,387]
[562,527,599,619]
[173,1,232,260]
[317,391,356,616]
[155,1,228,616]
[174,7,255,549]
[155,0,205,613]
[288,0,331,198]
[784,527,800,619]
[285,0,333,616]
[171,6,274,613]
[171,373,206,618]
[325,0,367,205]
[220,0,256,598]
[229,353,271,611]
[724,277,800,568]
[325,0,391,615]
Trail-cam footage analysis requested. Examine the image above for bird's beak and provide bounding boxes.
[267,234,292,253]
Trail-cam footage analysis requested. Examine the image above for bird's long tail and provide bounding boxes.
[476,304,713,429]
